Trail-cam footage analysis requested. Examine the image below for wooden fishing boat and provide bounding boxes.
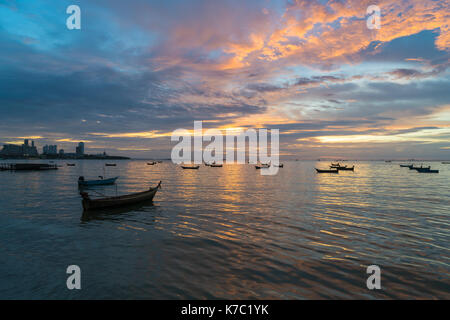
[105,163,116,166]
[0,163,58,171]
[255,164,270,169]
[78,176,119,186]
[330,163,346,168]
[411,165,430,171]
[210,163,223,167]
[336,165,354,171]
[400,164,413,168]
[147,161,156,165]
[316,168,339,173]
[330,162,341,167]
[181,165,200,169]
[416,167,439,173]
[80,181,161,211]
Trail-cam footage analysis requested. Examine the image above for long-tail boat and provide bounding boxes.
[315,168,339,173]
[80,181,161,211]
[416,167,439,173]
[411,165,430,171]
[336,165,355,171]
[181,165,200,169]
[78,176,119,186]
[210,163,223,167]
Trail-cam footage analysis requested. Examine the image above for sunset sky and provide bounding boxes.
[0,0,449,159]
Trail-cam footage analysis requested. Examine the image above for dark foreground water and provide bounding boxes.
[0,160,449,299]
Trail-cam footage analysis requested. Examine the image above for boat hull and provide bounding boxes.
[315,168,339,173]
[78,177,118,186]
[81,182,161,211]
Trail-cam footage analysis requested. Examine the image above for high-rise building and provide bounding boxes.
[43,145,57,155]
[1,139,38,157]
[76,142,85,156]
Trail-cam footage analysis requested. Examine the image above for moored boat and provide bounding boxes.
[181,165,200,169]
[400,164,413,168]
[416,167,439,173]
[336,165,354,171]
[147,161,156,165]
[105,163,116,166]
[210,163,223,167]
[67,163,76,166]
[255,164,270,169]
[315,168,339,173]
[411,165,430,171]
[80,181,161,211]
[78,176,119,186]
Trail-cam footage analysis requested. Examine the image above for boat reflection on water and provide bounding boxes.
[81,198,158,222]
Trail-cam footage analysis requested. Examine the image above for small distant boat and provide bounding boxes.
[80,181,161,211]
[78,176,119,186]
[411,165,430,171]
[442,162,450,164]
[273,163,284,168]
[210,163,223,167]
[315,168,339,173]
[330,163,346,168]
[67,163,76,166]
[330,162,341,167]
[400,164,413,168]
[416,167,439,173]
[336,165,354,171]
[181,165,199,169]
[147,161,156,165]
[385,160,392,163]
[105,163,116,166]
[255,164,270,169]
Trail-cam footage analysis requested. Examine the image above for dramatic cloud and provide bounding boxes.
[0,0,449,158]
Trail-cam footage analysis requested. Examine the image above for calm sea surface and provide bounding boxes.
[0,160,449,299]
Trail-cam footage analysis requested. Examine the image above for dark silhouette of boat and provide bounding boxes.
[78,176,119,186]
[330,163,345,168]
[105,163,116,166]
[210,163,223,167]
[416,167,439,173]
[80,181,161,211]
[67,163,76,166]
[255,164,270,169]
[400,164,413,168]
[442,162,450,164]
[181,165,199,169]
[315,168,339,173]
[147,161,156,165]
[0,163,58,171]
[411,165,430,171]
[335,165,354,171]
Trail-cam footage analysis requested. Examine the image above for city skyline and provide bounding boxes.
[0,0,449,159]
